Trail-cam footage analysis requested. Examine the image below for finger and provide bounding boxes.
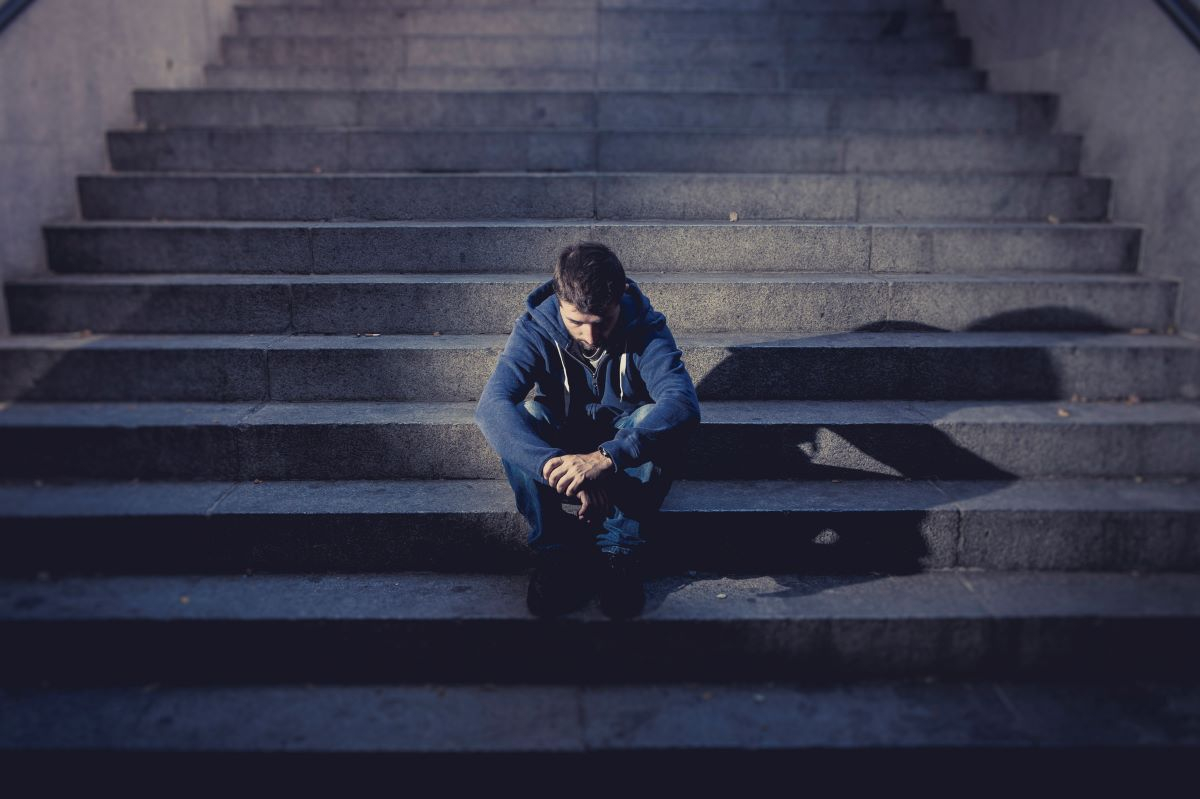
[548,466,570,494]
[577,491,589,518]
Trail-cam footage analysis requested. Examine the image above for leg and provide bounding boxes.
[593,402,677,557]
[501,398,590,555]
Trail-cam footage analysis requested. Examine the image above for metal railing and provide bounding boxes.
[0,0,38,37]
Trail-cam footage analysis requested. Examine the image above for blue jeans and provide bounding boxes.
[500,398,676,557]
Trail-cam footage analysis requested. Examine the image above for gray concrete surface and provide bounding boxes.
[0,0,238,335]
[1,330,1197,402]
[40,220,1142,275]
[5,271,1177,334]
[946,0,1200,333]
[1,398,1196,480]
[72,172,1111,223]
[202,63,986,90]
[3,680,1198,755]
[1,570,1199,682]
[105,129,1075,174]
[1,476,1196,574]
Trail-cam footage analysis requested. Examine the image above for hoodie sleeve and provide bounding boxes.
[474,317,567,485]
[599,315,701,470]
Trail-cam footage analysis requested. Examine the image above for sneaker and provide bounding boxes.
[526,547,595,618]
[597,551,645,620]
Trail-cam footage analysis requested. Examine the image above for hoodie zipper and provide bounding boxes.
[561,341,620,402]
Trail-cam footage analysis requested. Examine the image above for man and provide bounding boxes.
[474,241,701,619]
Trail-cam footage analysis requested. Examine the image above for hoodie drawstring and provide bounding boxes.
[556,338,630,418]
[619,343,627,403]
[554,340,571,419]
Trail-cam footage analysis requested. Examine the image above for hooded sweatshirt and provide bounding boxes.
[474,277,702,486]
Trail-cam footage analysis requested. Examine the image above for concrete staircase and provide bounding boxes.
[2,0,1199,775]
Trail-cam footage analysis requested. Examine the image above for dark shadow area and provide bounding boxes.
[633,309,1127,606]
[1,308,1133,585]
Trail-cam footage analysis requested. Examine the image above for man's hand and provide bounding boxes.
[576,483,613,524]
[543,451,611,497]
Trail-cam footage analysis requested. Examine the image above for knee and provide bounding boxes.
[616,401,657,429]
[521,398,551,423]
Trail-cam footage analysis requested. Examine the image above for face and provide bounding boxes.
[558,294,622,351]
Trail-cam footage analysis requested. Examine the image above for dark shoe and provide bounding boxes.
[598,551,645,620]
[526,547,595,618]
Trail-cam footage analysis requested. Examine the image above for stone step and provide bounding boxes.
[258,0,943,11]
[2,681,1197,775]
[218,35,971,70]
[76,173,1110,223]
[108,129,1071,174]
[2,477,1197,574]
[237,5,600,36]
[5,272,1175,335]
[43,221,1139,275]
[203,64,987,91]
[233,6,957,39]
[2,332,1196,402]
[1,400,1196,481]
[132,89,1056,134]
[2,571,1198,683]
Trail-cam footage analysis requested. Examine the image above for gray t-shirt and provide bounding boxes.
[571,339,608,373]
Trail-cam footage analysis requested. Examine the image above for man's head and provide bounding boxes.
[554,241,628,352]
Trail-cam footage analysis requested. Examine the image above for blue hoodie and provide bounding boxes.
[474,277,701,486]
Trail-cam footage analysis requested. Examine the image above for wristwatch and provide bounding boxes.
[598,446,618,473]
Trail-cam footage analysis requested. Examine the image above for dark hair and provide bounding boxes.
[553,241,626,315]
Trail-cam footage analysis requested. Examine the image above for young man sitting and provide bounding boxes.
[474,241,701,619]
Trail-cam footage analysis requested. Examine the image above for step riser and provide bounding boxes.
[204,65,985,91]
[258,0,944,11]
[77,175,1110,223]
[3,506,1197,575]
[3,616,1196,685]
[2,421,1195,480]
[257,0,944,12]
[133,91,1054,134]
[238,7,598,36]
[2,344,1194,401]
[604,10,957,38]
[219,37,971,70]
[44,224,1139,275]
[234,8,957,38]
[109,130,1071,175]
[6,279,1174,335]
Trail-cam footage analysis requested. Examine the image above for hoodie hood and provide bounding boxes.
[524,276,661,417]
[525,276,657,349]
[475,275,701,482]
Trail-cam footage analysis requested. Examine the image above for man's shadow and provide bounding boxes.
[642,308,1111,610]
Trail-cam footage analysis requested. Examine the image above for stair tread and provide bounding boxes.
[3,679,1196,752]
[45,219,1135,230]
[2,398,1198,427]
[1,477,1196,517]
[3,330,1195,349]
[3,570,1200,621]
[82,170,1098,179]
[135,86,1032,97]
[7,271,1171,285]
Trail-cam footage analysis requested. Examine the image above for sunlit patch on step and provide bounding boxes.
[796,428,905,478]
[813,529,840,546]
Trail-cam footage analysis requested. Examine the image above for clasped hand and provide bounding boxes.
[542,452,613,523]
